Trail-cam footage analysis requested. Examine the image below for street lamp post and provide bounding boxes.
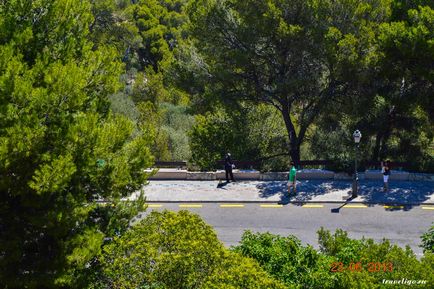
[352,130,362,198]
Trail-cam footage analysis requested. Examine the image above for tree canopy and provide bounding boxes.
[0,1,153,287]
[186,0,393,164]
[91,210,286,289]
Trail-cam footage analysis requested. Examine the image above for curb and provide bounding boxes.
[143,200,434,205]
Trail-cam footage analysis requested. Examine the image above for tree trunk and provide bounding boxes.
[280,102,301,166]
[372,132,382,161]
[379,106,396,160]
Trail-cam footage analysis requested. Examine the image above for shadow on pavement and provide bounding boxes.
[256,180,433,210]
[257,180,350,205]
[357,181,434,210]
[217,181,229,190]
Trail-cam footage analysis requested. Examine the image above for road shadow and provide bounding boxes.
[331,196,357,213]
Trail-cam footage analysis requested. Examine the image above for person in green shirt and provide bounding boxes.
[288,161,297,195]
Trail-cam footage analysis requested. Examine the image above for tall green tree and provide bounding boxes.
[186,0,391,164]
[310,3,434,170]
[0,1,153,287]
[373,3,434,163]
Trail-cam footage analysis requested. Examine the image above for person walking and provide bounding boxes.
[382,160,391,192]
[288,161,297,195]
[224,153,235,182]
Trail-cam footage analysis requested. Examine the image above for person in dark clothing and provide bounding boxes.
[224,153,235,182]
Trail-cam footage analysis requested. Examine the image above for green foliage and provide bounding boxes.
[310,4,434,172]
[129,0,188,71]
[137,101,194,161]
[90,0,194,163]
[421,224,434,254]
[87,0,433,171]
[318,227,434,288]
[90,0,189,72]
[108,92,140,122]
[203,252,287,289]
[160,102,195,160]
[0,1,153,287]
[4,0,434,287]
[137,101,172,161]
[186,0,393,164]
[189,104,288,171]
[310,126,354,173]
[189,111,240,171]
[317,228,365,264]
[89,0,140,52]
[233,229,434,289]
[375,4,434,169]
[391,0,434,21]
[91,210,284,289]
[111,0,190,106]
[89,0,433,171]
[233,231,337,289]
[94,210,223,288]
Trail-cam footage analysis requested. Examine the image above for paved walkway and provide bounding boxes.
[136,180,434,205]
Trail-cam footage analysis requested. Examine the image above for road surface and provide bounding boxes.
[139,202,434,256]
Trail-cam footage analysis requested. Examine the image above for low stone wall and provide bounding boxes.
[147,168,433,181]
[391,172,410,181]
[334,172,353,180]
[409,173,434,181]
[297,170,334,180]
[187,172,216,180]
[260,172,287,181]
[365,170,411,181]
[146,168,188,180]
[215,170,261,180]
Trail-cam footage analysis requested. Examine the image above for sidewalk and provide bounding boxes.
[136,180,434,205]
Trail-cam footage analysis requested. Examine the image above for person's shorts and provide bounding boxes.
[288,180,296,186]
[383,175,389,183]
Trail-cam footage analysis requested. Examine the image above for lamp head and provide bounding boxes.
[353,130,362,144]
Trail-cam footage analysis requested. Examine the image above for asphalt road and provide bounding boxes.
[139,203,434,256]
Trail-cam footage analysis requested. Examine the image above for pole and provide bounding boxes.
[352,144,358,198]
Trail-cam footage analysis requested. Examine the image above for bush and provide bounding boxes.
[421,224,434,254]
[203,252,287,289]
[318,227,434,288]
[233,231,337,288]
[91,211,285,289]
[233,229,434,289]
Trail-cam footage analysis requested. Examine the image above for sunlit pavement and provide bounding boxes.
[133,180,434,205]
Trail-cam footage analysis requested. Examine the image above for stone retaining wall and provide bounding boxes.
[147,169,434,181]
[187,172,216,180]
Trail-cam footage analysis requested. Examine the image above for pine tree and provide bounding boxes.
[0,1,153,287]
